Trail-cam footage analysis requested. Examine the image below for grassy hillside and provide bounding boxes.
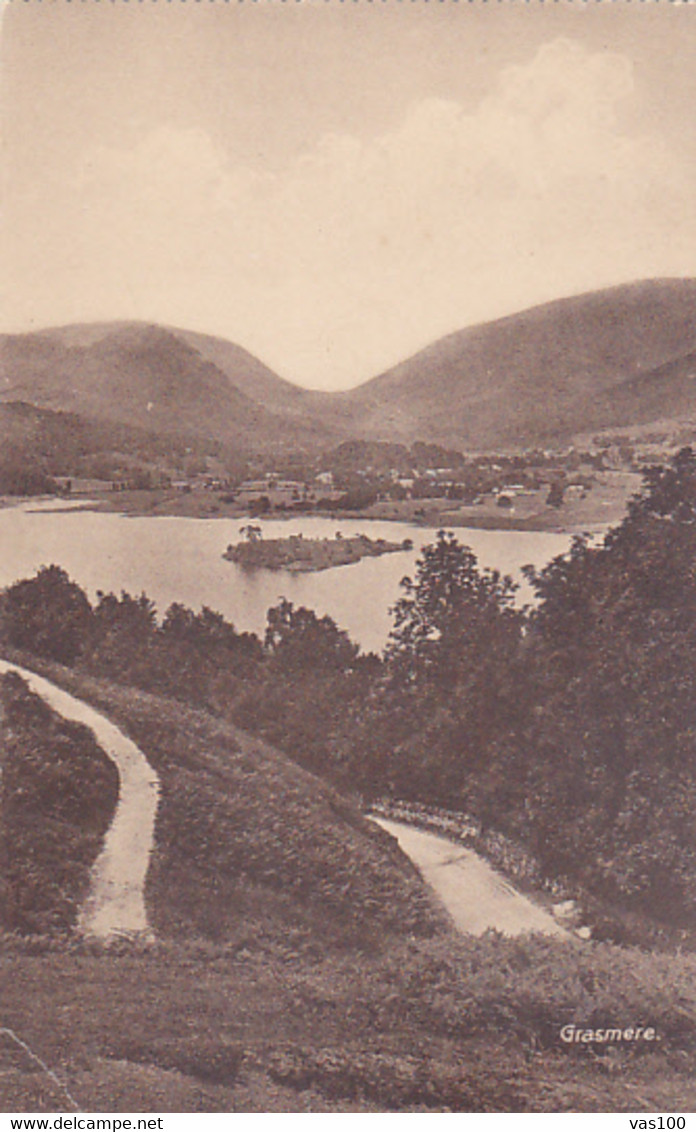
[0,650,443,947]
[342,278,696,449]
[0,399,222,485]
[0,671,118,934]
[173,326,309,411]
[0,324,300,450]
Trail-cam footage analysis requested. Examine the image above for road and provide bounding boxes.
[0,659,159,939]
[374,817,568,938]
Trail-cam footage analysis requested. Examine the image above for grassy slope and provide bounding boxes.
[0,325,324,451]
[0,672,119,934]
[343,278,696,449]
[0,650,444,946]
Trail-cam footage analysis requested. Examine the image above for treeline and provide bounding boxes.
[0,399,234,489]
[2,449,696,931]
[0,463,60,496]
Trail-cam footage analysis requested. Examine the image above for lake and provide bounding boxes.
[0,502,573,653]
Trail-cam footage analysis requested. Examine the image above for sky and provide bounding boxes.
[2,1,696,390]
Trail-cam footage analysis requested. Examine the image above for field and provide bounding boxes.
[2,932,696,1111]
[365,471,642,533]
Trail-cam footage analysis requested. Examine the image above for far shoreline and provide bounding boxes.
[0,488,617,537]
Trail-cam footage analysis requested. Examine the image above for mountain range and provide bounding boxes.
[3,278,696,456]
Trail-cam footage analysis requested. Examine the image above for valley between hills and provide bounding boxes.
[4,277,696,533]
[4,278,696,455]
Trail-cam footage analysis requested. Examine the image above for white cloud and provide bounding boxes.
[24,39,696,387]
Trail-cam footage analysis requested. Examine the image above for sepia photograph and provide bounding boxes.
[1,0,696,1115]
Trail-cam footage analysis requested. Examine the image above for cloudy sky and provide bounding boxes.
[2,1,695,389]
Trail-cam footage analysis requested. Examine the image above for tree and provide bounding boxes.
[160,602,262,670]
[626,445,696,524]
[239,524,263,542]
[93,590,157,636]
[0,566,93,665]
[386,530,522,690]
[545,480,565,508]
[370,532,527,814]
[264,598,359,674]
[88,590,158,681]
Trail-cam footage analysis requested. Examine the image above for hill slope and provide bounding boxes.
[340,278,696,449]
[0,652,443,945]
[0,323,322,451]
[172,326,307,412]
[0,399,213,473]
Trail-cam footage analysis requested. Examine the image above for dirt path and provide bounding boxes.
[0,660,160,939]
[374,818,568,938]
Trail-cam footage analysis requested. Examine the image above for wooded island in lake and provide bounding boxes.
[224,530,413,572]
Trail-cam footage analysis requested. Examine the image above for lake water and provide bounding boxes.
[0,501,572,653]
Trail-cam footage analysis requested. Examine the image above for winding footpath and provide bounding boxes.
[374,817,568,938]
[0,660,160,939]
[0,655,568,942]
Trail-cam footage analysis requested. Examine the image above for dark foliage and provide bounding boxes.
[519,447,696,919]
[0,462,59,496]
[0,566,94,665]
[0,672,118,933]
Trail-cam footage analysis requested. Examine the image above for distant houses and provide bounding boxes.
[233,474,343,511]
[55,476,117,496]
[235,477,307,509]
